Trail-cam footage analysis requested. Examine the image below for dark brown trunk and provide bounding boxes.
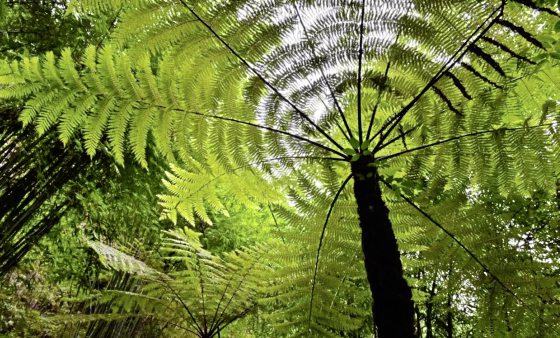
[426,279,437,338]
[446,292,453,338]
[415,305,423,336]
[351,155,416,338]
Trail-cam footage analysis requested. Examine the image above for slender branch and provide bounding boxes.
[377,123,554,162]
[164,106,348,158]
[293,3,353,140]
[365,62,391,141]
[213,303,258,336]
[380,177,560,337]
[335,120,352,142]
[375,124,417,152]
[95,6,123,50]
[308,174,353,329]
[365,7,408,141]
[208,249,262,331]
[157,275,203,334]
[196,255,208,333]
[368,111,401,145]
[380,177,510,290]
[357,0,367,146]
[213,252,264,331]
[374,3,504,152]
[177,0,346,152]
[154,317,199,336]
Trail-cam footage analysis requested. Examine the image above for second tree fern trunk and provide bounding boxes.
[351,155,416,338]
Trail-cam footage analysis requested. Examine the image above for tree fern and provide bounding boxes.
[81,227,269,338]
[2,0,560,335]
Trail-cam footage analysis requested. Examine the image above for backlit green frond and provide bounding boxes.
[82,227,269,337]
[159,159,284,225]
[88,240,158,276]
[262,173,371,337]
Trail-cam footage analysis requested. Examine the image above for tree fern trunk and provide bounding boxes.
[351,155,416,338]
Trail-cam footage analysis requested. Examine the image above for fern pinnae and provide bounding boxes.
[59,49,87,91]
[366,60,392,140]
[108,100,134,165]
[308,173,352,330]
[19,90,57,126]
[292,3,351,140]
[167,106,346,158]
[129,106,155,168]
[376,2,505,150]
[381,178,560,336]
[36,91,76,135]
[84,97,115,157]
[377,123,555,162]
[58,93,96,145]
[356,0,367,145]
[211,248,264,331]
[177,0,345,153]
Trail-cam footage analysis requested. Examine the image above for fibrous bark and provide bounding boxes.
[351,155,416,338]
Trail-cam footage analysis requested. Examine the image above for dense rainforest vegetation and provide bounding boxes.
[1,0,559,337]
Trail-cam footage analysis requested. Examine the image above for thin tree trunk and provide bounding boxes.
[415,305,423,337]
[446,292,453,338]
[426,279,437,338]
[351,155,416,338]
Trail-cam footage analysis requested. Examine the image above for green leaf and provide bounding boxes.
[361,139,371,150]
[549,52,560,59]
[351,153,361,162]
[343,148,356,156]
[533,53,549,62]
[349,137,360,149]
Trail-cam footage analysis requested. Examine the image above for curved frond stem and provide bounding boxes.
[174,155,346,210]
[542,71,560,91]
[156,274,203,334]
[377,123,554,162]
[380,177,508,289]
[214,304,257,336]
[374,124,418,153]
[95,6,123,49]
[177,0,346,152]
[328,250,361,310]
[213,253,263,332]
[196,255,208,333]
[365,61,391,142]
[269,203,286,244]
[335,120,352,142]
[367,110,401,145]
[365,6,408,142]
[155,317,199,336]
[374,3,505,152]
[356,0,367,146]
[379,177,560,337]
[308,174,353,330]
[292,3,353,140]
[165,106,348,158]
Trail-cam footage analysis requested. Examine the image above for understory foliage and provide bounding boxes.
[1,0,560,336]
[71,227,269,338]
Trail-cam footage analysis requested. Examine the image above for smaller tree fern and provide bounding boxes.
[72,227,269,338]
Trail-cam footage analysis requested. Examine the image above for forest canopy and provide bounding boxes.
[0,0,559,337]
